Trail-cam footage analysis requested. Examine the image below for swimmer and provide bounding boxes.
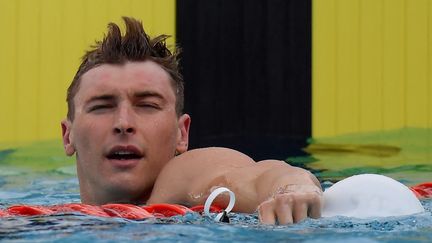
[61,17,322,225]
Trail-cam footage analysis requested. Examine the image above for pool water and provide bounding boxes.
[1,128,431,242]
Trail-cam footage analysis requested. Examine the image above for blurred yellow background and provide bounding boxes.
[0,0,431,143]
[0,0,175,143]
[313,0,432,137]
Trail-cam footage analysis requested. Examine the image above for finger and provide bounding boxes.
[275,201,293,225]
[258,201,276,224]
[307,194,322,219]
[293,202,308,223]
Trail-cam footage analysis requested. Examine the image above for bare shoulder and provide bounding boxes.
[169,147,255,169]
[157,147,256,181]
[147,147,255,204]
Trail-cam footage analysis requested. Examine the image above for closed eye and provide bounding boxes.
[88,104,114,112]
[137,103,160,109]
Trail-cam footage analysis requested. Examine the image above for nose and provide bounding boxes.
[113,104,136,135]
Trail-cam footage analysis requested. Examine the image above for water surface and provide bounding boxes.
[1,128,431,242]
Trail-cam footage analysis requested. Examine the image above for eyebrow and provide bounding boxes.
[85,94,116,105]
[133,91,165,101]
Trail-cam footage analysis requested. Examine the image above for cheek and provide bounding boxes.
[144,118,178,155]
[73,119,109,155]
[152,120,178,143]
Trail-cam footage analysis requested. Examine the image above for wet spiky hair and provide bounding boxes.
[66,17,183,120]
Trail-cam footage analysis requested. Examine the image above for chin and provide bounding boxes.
[107,178,151,202]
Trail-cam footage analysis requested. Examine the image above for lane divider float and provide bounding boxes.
[0,203,223,220]
[0,187,236,221]
[0,180,431,220]
[410,182,432,198]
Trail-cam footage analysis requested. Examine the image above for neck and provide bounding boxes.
[78,175,151,205]
[80,184,151,205]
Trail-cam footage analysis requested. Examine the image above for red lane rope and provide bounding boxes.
[102,204,154,219]
[410,182,432,199]
[51,203,110,217]
[0,203,222,220]
[7,205,54,216]
[142,203,192,217]
[2,182,429,219]
[190,205,222,213]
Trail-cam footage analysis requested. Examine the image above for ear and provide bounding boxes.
[61,119,76,156]
[176,114,191,154]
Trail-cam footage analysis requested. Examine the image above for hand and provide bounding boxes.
[257,185,323,225]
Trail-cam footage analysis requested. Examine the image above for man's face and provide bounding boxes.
[61,61,190,204]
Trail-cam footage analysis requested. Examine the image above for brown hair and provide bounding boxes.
[66,17,183,120]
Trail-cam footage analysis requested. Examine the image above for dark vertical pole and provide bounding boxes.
[177,0,311,160]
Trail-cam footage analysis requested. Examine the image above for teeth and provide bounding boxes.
[114,151,134,155]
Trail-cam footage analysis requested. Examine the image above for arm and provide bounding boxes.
[148,147,322,224]
[251,160,322,224]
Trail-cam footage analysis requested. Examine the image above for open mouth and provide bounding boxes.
[106,146,143,161]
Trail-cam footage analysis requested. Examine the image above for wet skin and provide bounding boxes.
[61,60,322,224]
[61,61,190,205]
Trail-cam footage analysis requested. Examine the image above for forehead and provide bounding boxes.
[75,61,176,103]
